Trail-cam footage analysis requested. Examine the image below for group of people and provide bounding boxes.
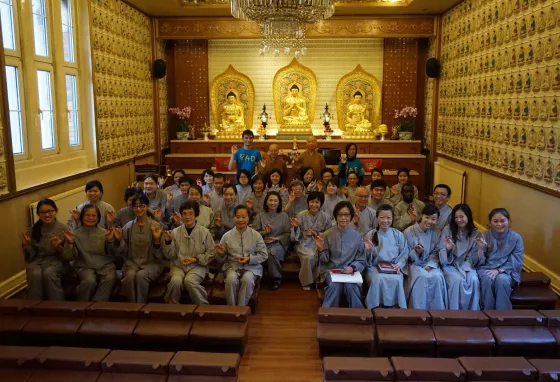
[22,129,524,312]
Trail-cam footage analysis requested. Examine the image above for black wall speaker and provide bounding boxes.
[426,58,441,78]
[153,59,167,79]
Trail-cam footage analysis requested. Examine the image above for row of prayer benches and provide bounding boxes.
[317,307,560,359]
[0,345,240,382]
[317,271,558,310]
[0,299,250,354]
[322,356,560,381]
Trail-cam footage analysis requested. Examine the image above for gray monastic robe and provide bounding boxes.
[252,210,291,282]
[67,200,115,230]
[321,195,345,222]
[164,184,182,199]
[364,227,409,309]
[345,186,358,205]
[403,223,447,309]
[236,184,252,204]
[438,227,481,310]
[170,193,190,214]
[114,206,135,228]
[351,205,378,238]
[247,191,267,218]
[268,185,289,207]
[218,226,268,306]
[393,199,426,231]
[214,202,237,240]
[291,210,334,287]
[163,223,216,305]
[24,220,69,301]
[476,229,524,310]
[209,190,224,212]
[116,218,164,303]
[71,226,117,302]
[368,198,393,211]
[318,226,366,308]
[286,197,307,218]
[435,204,452,233]
[147,189,168,211]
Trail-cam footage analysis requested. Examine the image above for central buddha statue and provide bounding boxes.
[282,85,310,128]
[345,91,372,132]
[220,92,245,132]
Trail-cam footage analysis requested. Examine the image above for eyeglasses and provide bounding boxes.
[337,213,351,218]
[38,209,56,216]
[132,204,147,210]
[356,194,369,199]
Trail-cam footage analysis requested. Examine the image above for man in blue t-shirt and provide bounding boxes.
[228,129,262,178]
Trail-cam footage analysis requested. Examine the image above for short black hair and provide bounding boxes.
[434,184,452,197]
[307,191,325,207]
[223,183,237,195]
[422,204,440,217]
[242,129,254,138]
[397,168,410,177]
[178,176,193,185]
[321,167,334,178]
[180,200,200,217]
[131,193,149,206]
[370,179,386,190]
[237,169,251,184]
[263,191,282,213]
[80,204,101,225]
[214,172,225,181]
[333,201,354,221]
[189,184,202,196]
[234,204,250,216]
[85,180,103,193]
[172,169,186,177]
[402,182,415,193]
[124,187,142,202]
[488,207,510,221]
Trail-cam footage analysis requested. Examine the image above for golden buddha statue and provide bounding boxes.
[220,92,245,132]
[282,85,309,127]
[345,91,372,133]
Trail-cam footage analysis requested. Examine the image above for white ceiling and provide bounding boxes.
[124,0,460,17]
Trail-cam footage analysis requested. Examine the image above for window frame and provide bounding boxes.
[4,59,27,158]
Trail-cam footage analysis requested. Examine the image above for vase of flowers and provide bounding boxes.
[394,106,418,140]
[169,106,192,140]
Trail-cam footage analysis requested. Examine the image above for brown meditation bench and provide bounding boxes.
[317,307,560,359]
[0,345,241,382]
[0,300,250,354]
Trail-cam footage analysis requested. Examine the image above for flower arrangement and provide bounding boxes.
[169,107,192,133]
[394,106,418,132]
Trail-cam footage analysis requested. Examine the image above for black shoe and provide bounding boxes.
[269,281,281,290]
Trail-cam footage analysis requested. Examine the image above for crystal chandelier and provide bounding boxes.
[230,0,335,57]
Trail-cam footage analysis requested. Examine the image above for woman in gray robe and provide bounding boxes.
[144,174,169,215]
[252,191,291,290]
[65,204,117,302]
[316,201,366,308]
[164,200,216,305]
[187,185,215,234]
[364,204,409,309]
[23,199,71,300]
[162,169,187,198]
[114,194,164,304]
[214,184,238,241]
[283,180,307,218]
[403,205,447,310]
[215,204,268,306]
[320,179,345,222]
[475,208,524,310]
[246,175,267,220]
[439,204,482,310]
[291,192,334,290]
[114,187,142,228]
[267,168,289,206]
[68,180,115,230]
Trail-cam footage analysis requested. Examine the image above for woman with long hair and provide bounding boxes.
[23,199,70,300]
[439,204,482,310]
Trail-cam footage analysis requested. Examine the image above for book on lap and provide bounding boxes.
[377,261,398,274]
[330,271,363,284]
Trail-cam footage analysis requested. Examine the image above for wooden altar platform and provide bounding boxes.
[165,139,427,197]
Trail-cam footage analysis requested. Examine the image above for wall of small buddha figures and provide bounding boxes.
[437,0,560,193]
[90,0,155,166]
[424,38,437,151]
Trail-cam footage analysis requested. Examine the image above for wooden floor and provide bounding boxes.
[237,280,323,382]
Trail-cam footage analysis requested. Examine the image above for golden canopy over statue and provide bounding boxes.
[210,65,255,138]
[273,59,317,134]
[336,64,381,136]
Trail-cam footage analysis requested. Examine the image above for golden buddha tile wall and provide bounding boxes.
[424,38,437,150]
[157,40,169,150]
[207,39,383,132]
[90,0,155,166]
[437,0,560,191]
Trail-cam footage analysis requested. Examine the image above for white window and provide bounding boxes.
[3,0,95,189]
